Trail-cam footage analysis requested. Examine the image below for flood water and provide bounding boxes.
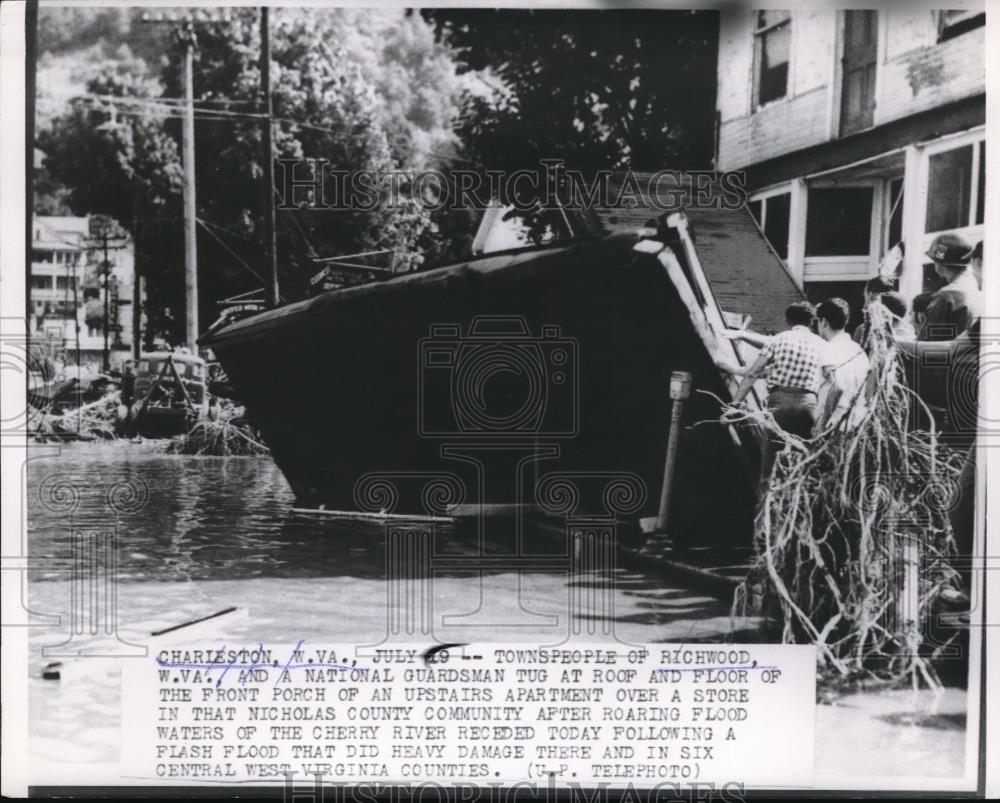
[21,443,969,784]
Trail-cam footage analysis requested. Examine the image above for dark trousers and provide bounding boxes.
[760,386,817,488]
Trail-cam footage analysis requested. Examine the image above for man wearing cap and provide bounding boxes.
[918,233,983,341]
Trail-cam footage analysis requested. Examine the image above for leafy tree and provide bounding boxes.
[37,57,185,345]
[152,7,467,309]
[38,8,467,339]
[425,9,719,172]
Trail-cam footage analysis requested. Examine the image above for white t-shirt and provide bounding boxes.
[818,331,871,428]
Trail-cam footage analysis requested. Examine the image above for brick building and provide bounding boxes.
[716,7,985,314]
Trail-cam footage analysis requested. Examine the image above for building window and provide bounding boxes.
[754,11,791,107]
[55,276,76,291]
[32,249,53,263]
[31,275,53,290]
[749,192,791,259]
[805,187,873,256]
[926,144,975,233]
[938,10,985,42]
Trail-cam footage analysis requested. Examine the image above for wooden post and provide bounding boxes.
[787,178,808,290]
[900,144,925,300]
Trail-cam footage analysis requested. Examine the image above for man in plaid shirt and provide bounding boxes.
[723,301,824,434]
[719,301,825,485]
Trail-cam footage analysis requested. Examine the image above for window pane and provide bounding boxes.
[976,140,985,226]
[764,193,791,259]
[926,145,972,232]
[759,23,790,104]
[805,187,873,256]
[749,199,763,226]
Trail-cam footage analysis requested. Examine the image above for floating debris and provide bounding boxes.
[164,400,269,456]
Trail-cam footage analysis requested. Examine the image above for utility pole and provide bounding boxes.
[85,216,127,373]
[260,6,279,307]
[181,21,199,350]
[26,1,38,327]
[132,222,142,361]
[141,12,200,351]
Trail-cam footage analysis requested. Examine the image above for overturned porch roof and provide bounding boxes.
[595,171,804,335]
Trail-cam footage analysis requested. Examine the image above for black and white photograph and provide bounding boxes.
[0,0,996,797]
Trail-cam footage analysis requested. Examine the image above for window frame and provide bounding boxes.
[748,184,793,262]
[803,179,883,282]
[937,9,985,42]
[918,128,985,262]
[753,10,793,110]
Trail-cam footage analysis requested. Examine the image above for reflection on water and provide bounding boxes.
[24,445,757,647]
[28,446,403,582]
[25,444,639,583]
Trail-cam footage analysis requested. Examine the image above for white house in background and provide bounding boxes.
[716,6,985,314]
[31,215,136,368]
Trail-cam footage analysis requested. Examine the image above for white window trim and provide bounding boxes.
[923,128,986,236]
[804,179,883,273]
[748,184,794,262]
[752,11,794,111]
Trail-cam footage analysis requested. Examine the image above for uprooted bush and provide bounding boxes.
[165,400,269,457]
[727,318,964,689]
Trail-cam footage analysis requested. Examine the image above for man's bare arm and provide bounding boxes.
[723,329,772,349]
[731,352,770,404]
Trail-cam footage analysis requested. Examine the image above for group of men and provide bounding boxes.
[715,233,984,601]
[717,232,984,452]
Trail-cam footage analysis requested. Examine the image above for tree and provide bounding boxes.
[38,57,185,345]
[37,7,468,336]
[152,7,466,308]
[425,9,719,173]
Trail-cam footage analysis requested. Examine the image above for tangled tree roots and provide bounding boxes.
[728,322,964,688]
[165,401,269,457]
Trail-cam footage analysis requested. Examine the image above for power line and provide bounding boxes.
[196,217,267,286]
[58,92,481,167]
[199,218,259,244]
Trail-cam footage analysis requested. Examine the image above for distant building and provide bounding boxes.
[716,7,985,312]
[31,215,137,368]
